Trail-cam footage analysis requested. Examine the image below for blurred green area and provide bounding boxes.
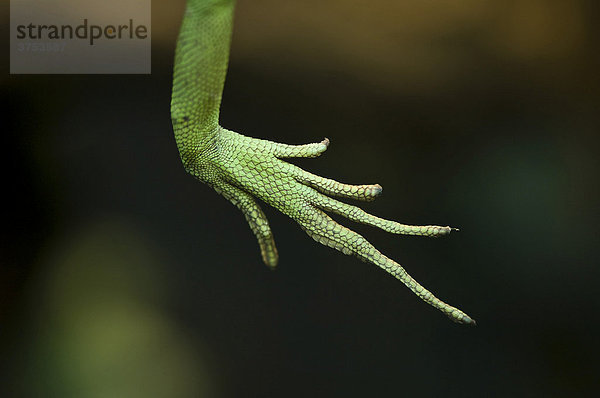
[2,1,599,397]
[21,220,215,398]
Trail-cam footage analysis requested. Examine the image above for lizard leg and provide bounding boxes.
[294,205,475,325]
[220,129,329,159]
[283,160,454,237]
[309,190,454,237]
[269,137,330,158]
[213,181,279,268]
[280,161,383,202]
[292,169,383,202]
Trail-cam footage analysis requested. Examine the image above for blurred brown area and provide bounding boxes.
[2,1,599,397]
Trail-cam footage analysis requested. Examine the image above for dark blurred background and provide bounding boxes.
[2,0,599,397]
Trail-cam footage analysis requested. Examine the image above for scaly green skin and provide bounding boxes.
[171,0,475,325]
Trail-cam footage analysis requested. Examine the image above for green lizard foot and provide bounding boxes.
[191,127,473,324]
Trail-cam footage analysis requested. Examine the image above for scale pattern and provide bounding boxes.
[171,0,475,325]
